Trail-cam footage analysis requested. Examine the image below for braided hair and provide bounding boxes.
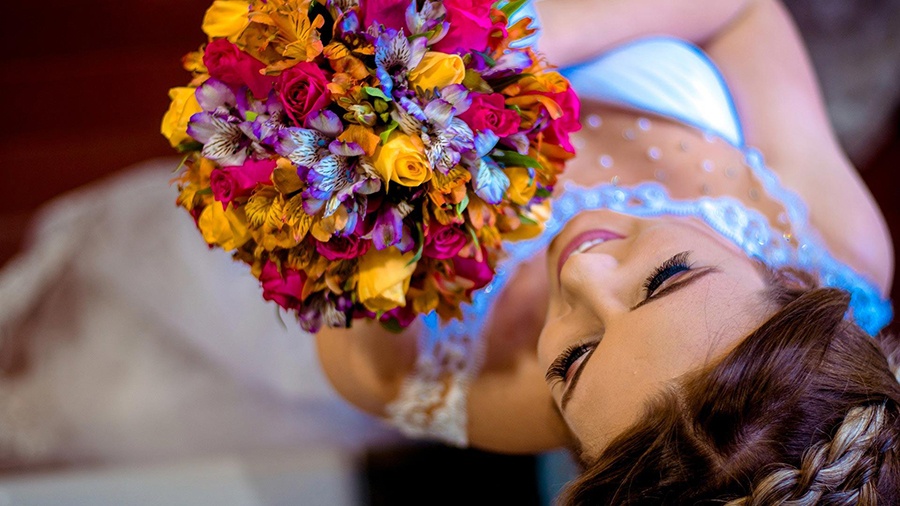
[558,270,900,505]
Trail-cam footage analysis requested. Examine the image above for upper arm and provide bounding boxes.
[699,0,894,292]
[315,256,572,453]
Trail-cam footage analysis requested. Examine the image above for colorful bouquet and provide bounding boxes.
[162,0,580,332]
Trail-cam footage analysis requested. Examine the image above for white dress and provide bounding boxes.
[0,161,403,467]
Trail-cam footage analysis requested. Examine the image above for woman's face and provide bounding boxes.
[538,210,772,459]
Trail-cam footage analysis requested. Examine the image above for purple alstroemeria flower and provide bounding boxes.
[188,79,251,167]
[367,204,406,250]
[237,90,287,148]
[481,50,534,80]
[374,28,427,98]
[405,0,449,45]
[392,85,474,174]
[466,130,509,205]
[276,110,380,234]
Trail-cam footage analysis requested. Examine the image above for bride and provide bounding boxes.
[0,0,895,502]
[314,0,899,502]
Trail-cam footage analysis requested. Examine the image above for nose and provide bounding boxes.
[558,250,623,309]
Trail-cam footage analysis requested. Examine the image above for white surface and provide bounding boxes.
[0,450,363,506]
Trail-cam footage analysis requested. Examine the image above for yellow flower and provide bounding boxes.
[372,132,432,188]
[409,52,465,90]
[202,0,251,40]
[198,203,252,251]
[161,87,202,148]
[357,247,418,312]
[505,166,537,205]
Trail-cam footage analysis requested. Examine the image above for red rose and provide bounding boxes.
[203,39,276,99]
[275,62,332,126]
[360,0,408,31]
[458,93,521,137]
[423,223,468,259]
[315,235,371,261]
[260,261,307,310]
[432,0,496,53]
[452,252,493,290]
[210,158,276,208]
[539,85,582,153]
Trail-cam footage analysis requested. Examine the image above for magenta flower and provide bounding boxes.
[431,0,495,53]
[423,223,467,259]
[315,235,370,261]
[203,39,276,100]
[275,62,332,126]
[453,252,493,290]
[458,93,521,137]
[260,261,307,310]
[210,158,277,208]
[360,0,409,31]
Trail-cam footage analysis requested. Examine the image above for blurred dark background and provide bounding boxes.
[0,0,898,504]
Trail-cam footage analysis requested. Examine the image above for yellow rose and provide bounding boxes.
[202,0,251,40]
[161,87,202,148]
[198,203,252,251]
[372,132,432,188]
[357,247,418,312]
[505,166,537,206]
[409,52,465,90]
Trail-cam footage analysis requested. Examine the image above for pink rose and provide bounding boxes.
[315,235,371,261]
[423,223,467,259]
[210,158,277,208]
[203,39,276,100]
[380,304,417,328]
[539,86,582,153]
[360,0,408,31]
[452,252,493,290]
[432,0,496,53]
[276,62,332,126]
[260,261,307,310]
[458,93,521,137]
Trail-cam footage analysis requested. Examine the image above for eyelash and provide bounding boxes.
[642,251,693,298]
[546,342,594,385]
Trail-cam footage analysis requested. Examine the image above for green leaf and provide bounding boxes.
[406,223,425,267]
[500,0,530,18]
[463,70,493,94]
[487,73,532,92]
[380,317,405,334]
[196,187,213,195]
[455,193,470,216]
[364,86,392,102]
[173,153,191,173]
[176,141,203,154]
[379,120,400,144]
[466,225,481,251]
[518,213,538,226]
[492,150,542,169]
[274,305,287,330]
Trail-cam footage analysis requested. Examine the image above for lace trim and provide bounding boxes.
[385,145,892,446]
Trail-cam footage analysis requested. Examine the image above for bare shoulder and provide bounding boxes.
[703,0,894,292]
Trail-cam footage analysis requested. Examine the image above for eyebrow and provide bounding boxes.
[559,267,720,411]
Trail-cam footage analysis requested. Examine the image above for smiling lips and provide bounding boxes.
[557,229,626,277]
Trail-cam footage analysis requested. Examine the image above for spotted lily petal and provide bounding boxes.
[482,51,534,79]
[473,129,499,158]
[423,99,453,128]
[306,110,344,137]
[471,158,509,205]
[329,140,366,157]
[369,205,404,250]
[276,127,329,168]
[439,84,471,115]
[195,79,237,112]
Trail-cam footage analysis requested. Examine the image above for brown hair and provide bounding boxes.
[558,272,900,505]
